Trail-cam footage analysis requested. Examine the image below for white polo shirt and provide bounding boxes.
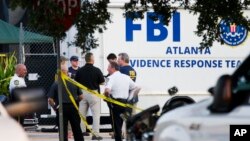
[9,74,27,93]
[105,71,136,99]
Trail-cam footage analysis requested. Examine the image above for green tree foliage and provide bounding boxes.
[0,53,17,96]
[74,0,111,52]
[9,0,65,38]
[10,0,250,50]
[9,0,111,52]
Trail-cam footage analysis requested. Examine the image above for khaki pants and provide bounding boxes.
[79,90,101,134]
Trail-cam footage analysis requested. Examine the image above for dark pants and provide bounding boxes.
[107,102,114,131]
[111,99,128,141]
[58,103,84,141]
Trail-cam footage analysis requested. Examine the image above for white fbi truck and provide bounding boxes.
[61,2,250,115]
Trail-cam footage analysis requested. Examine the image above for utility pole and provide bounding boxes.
[56,38,64,141]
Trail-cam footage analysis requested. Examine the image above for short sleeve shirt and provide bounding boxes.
[68,66,79,79]
[120,65,138,102]
[105,71,136,99]
[9,74,27,93]
[75,64,105,91]
[120,65,137,82]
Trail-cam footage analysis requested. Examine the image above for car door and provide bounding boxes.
[192,105,250,141]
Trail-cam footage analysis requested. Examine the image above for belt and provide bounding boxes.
[113,98,127,103]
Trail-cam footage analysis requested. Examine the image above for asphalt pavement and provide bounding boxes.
[27,132,116,141]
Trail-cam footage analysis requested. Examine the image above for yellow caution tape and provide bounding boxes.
[61,74,95,135]
[61,73,143,111]
[60,72,144,136]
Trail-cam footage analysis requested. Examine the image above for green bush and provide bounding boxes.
[0,52,17,96]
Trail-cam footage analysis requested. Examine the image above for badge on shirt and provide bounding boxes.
[14,80,19,85]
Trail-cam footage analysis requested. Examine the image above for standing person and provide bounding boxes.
[60,56,69,66]
[75,52,105,140]
[68,56,80,79]
[118,53,138,112]
[54,56,69,81]
[118,53,136,82]
[9,64,27,125]
[105,53,117,138]
[48,65,84,141]
[105,53,117,77]
[9,64,27,93]
[118,53,139,139]
[107,53,117,63]
[60,55,76,138]
[104,61,138,141]
[68,56,80,138]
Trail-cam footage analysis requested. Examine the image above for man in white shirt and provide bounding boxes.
[9,64,27,125]
[104,61,138,141]
[9,64,27,93]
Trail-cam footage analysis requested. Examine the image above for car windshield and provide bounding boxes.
[232,54,250,92]
[229,54,250,107]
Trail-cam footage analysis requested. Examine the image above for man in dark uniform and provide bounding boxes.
[48,65,84,141]
[68,56,80,79]
[118,53,136,81]
[118,53,139,139]
[118,53,137,113]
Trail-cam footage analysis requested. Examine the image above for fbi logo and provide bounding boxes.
[219,19,248,46]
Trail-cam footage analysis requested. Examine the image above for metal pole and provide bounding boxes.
[56,38,64,141]
[19,22,24,64]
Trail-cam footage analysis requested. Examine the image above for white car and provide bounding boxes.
[154,54,250,141]
[0,103,29,141]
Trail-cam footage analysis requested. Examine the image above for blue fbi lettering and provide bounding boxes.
[173,12,180,42]
[147,13,168,41]
[126,12,180,42]
[126,18,141,41]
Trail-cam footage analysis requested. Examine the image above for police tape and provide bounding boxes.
[61,73,143,111]
[60,72,144,136]
[61,73,95,135]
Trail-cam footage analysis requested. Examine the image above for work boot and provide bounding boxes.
[82,132,90,136]
[92,135,103,140]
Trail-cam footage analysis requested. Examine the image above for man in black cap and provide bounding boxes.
[68,56,80,79]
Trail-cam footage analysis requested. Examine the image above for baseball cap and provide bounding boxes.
[70,56,79,61]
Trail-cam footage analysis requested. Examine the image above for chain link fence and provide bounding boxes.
[18,25,57,127]
[17,24,112,135]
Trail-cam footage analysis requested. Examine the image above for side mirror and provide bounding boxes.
[208,87,214,95]
[208,74,232,113]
